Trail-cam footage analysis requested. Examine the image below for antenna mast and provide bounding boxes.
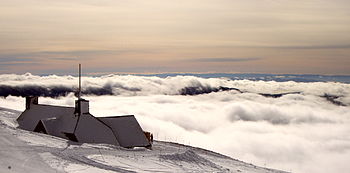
[78,64,81,100]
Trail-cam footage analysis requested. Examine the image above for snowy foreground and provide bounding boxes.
[0,107,287,173]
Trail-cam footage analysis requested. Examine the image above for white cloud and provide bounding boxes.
[1,73,350,173]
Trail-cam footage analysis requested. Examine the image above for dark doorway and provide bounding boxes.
[34,121,47,134]
[63,133,79,142]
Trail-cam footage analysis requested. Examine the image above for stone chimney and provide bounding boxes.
[26,96,38,109]
[75,99,89,115]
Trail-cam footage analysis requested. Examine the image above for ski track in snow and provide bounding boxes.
[0,107,287,173]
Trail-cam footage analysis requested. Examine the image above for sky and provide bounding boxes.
[0,0,350,75]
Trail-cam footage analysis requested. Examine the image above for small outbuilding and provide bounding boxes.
[17,96,152,148]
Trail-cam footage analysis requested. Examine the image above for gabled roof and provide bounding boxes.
[98,115,150,148]
[17,104,77,134]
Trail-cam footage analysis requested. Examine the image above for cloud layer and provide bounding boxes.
[1,73,350,173]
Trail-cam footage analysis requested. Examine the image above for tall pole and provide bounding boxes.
[79,64,81,100]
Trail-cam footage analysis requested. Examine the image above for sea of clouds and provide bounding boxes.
[1,73,350,173]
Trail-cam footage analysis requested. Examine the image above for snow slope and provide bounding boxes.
[0,107,287,173]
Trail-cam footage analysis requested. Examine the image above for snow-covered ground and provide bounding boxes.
[0,107,287,173]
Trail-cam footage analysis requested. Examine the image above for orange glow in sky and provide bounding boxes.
[0,0,349,75]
